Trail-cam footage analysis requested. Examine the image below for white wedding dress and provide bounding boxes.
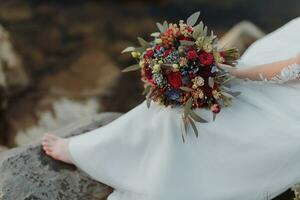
[68,18,300,200]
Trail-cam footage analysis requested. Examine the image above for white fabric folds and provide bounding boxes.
[68,17,300,200]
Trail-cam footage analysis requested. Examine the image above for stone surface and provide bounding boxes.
[0,145,8,153]
[0,24,29,95]
[0,112,123,200]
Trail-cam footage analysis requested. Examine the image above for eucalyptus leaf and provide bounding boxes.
[217,63,235,71]
[202,26,208,37]
[142,85,151,95]
[184,97,193,115]
[180,40,195,46]
[190,110,208,123]
[134,46,148,53]
[208,77,214,88]
[192,23,203,39]
[121,64,140,72]
[213,113,217,121]
[146,97,151,108]
[226,91,241,97]
[156,22,164,33]
[180,86,194,92]
[137,37,150,47]
[146,88,155,108]
[222,91,234,98]
[150,32,161,37]
[222,77,235,85]
[187,11,200,27]
[163,20,169,32]
[121,46,135,54]
[188,117,199,138]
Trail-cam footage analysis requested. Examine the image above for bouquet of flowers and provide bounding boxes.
[121,12,240,141]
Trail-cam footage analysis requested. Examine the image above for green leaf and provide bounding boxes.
[208,77,214,88]
[222,91,234,98]
[184,97,193,116]
[213,113,217,121]
[183,116,188,138]
[142,85,151,95]
[150,32,160,37]
[137,37,150,47]
[121,46,135,54]
[187,11,200,27]
[180,40,195,46]
[163,20,169,31]
[121,64,140,72]
[226,91,241,97]
[156,22,164,33]
[146,97,151,108]
[192,22,203,39]
[190,110,208,123]
[202,26,208,37]
[146,88,156,108]
[188,117,199,138]
[134,46,148,53]
[180,86,193,92]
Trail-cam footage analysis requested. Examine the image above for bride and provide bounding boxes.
[42,17,300,200]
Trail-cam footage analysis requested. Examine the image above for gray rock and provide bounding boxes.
[0,112,123,200]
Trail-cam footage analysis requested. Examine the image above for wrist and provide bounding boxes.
[295,53,300,64]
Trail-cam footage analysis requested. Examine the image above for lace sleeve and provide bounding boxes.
[258,63,300,84]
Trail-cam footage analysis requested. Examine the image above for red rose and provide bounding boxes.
[199,52,213,66]
[167,71,182,89]
[211,104,221,114]
[187,50,198,60]
[145,49,154,59]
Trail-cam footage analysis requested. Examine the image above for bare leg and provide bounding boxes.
[42,134,73,164]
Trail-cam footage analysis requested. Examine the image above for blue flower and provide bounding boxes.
[166,89,181,101]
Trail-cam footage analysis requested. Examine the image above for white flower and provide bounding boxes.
[153,64,161,73]
[155,38,162,44]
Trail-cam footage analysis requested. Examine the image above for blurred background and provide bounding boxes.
[0,0,299,149]
[0,0,299,199]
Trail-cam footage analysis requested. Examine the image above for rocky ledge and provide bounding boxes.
[0,112,123,200]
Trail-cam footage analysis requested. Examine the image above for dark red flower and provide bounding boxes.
[145,50,154,59]
[199,52,214,66]
[167,71,182,89]
[187,50,198,60]
[155,45,162,51]
[219,51,225,57]
[178,35,193,41]
[163,49,171,57]
[144,66,152,80]
[211,104,221,114]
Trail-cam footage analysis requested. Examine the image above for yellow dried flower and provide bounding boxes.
[192,89,204,99]
[195,36,205,49]
[192,76,205,87]
[139,60,145,68]
[203,43,212,53]
[153,64,161,73]
[214,52,225,63]
[172,64,179,69]
[155,38,162,44]
[212,90,221,99]
[179,57,188,67]
[131,51,139,58]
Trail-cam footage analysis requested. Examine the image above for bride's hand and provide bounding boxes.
[296,52,300,64]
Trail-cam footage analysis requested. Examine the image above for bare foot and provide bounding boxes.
[42,134,73,164]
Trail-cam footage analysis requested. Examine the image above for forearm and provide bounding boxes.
[230,56,300,81]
